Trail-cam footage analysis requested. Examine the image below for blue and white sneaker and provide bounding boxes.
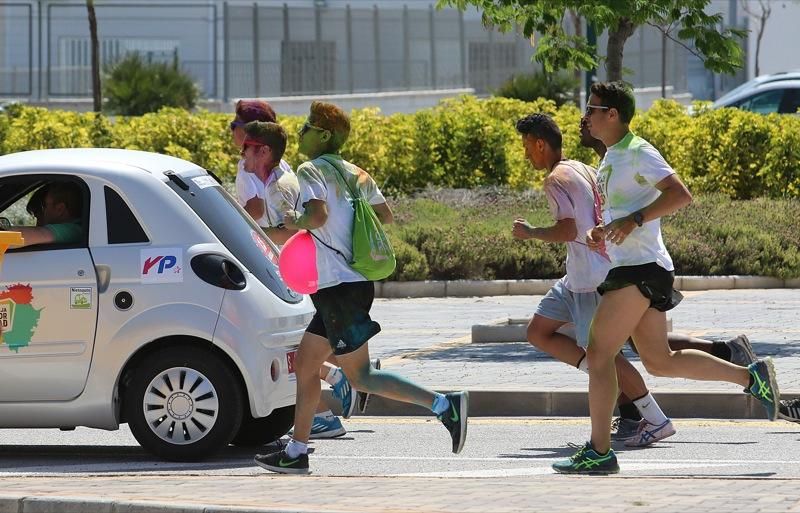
[331,371,357,419]
[624,419,676,447]
[308,415,346,439]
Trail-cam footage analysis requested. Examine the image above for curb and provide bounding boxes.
[324,389,800,420]
[375,276,800,298]
[0,496,298,513]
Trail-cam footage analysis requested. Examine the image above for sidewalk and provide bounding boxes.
[1,474,799,513]
[342,288,800,418]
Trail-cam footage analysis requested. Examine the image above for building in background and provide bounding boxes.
[2,0,789,111]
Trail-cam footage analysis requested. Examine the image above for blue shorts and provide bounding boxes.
[306,281,381,355]
[534,278,600,347]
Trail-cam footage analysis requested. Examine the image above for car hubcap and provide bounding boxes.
[143,367,219,445]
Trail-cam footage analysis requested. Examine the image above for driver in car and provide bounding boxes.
[2,182,84,247]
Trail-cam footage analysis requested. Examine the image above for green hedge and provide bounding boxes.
[387,190,800,281]
[2,97,799,198]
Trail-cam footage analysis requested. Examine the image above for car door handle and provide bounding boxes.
[96,265,111,293]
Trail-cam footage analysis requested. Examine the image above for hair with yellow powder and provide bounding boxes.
[309,101,351,153]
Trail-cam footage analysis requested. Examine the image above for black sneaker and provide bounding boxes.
[254,449,310,475]
[357,358,381,413]
[439,391,468,454]
[779,398,800,423]
[610,417,640,440]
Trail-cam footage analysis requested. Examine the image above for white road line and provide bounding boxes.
[395,462,741,478]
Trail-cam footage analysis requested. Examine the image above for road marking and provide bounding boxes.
[394,462,740,478]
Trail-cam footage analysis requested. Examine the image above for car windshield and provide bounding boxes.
[714,80,763,106]
[166,171,302,304]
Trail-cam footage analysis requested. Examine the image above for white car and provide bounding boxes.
[713,72,800,114]
[0,149,313,461]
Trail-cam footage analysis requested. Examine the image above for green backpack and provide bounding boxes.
[318,156,396,281]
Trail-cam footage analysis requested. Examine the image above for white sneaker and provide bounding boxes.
[624,419,676,447]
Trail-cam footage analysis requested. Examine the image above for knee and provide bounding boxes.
[526,320,552,350]
[641,352,674,377]
[341,365,372,390]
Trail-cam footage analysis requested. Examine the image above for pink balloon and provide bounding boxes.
[279,230,318,294]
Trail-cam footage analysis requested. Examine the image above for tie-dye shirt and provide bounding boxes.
[545,160,611,293]
[235,159,298,228]
[595,132,676,271]
[296,154,386,289]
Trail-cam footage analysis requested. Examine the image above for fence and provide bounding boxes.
[0,1,703,101]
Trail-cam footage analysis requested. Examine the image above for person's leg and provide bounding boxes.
[634,310,779,421]
[587,286,651,454]
[527,314,584,366]
[290,332,335,445]
[667,333,757,367]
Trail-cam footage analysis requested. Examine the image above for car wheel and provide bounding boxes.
[231,405,295,447]
[124,346,243,461]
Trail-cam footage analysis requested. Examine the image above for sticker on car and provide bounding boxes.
[70,287,92,309]
[141,249,184,283]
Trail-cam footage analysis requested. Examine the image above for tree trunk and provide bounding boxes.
[605,17,636,82]
[569,10,582,105]
[87,0,101,112]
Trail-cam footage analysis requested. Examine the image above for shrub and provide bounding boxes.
[104,53,199,116]
[494,71,579,107]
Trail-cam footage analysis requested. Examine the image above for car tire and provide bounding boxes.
[231,405,295,447]
[124,345,244,461]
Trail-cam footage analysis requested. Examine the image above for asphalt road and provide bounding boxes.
[0,417,798,478]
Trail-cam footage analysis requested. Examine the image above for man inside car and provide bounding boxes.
[3,182,84,247]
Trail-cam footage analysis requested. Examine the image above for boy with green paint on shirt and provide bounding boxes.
[553,81,781,475]
[254,101,468,475]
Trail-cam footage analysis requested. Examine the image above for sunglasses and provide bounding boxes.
[585,104,611,116]
[230,120,246,131]
[298,121,327,136]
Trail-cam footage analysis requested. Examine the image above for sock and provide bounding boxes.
[632,392,669,425]
[711,341,732,362]
[618,401,641,421]
[315,409,335,419]
[431,393,449,415]
[577,354,589,374]
[285,439,308,458]
[324,367,344,386]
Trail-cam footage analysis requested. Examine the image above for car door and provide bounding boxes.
[0,175,98,401]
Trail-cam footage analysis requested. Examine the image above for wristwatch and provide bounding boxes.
[632,211,644,227]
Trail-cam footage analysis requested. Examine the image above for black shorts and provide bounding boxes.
[597,263,683,312]
[306,280,381,355]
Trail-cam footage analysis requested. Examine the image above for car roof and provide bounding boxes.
[714,79,800,107]
[0,148,202,177]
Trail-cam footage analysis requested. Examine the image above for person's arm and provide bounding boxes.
[283,199,328,230]
[263,226,298,245]
[604,174,692,245]
[371,202,394,225]
[513,218,577,242]
[11,226,56,247]
[243,197,265,221]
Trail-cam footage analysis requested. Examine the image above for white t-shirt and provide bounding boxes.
[595,132,676,271]
[544,160,611,293]
[235,159,298,228]
[295,154,386,289]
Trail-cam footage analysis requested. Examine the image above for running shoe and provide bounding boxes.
[611,417,640,440]
[331,371,357,419]
[624,419,677,447]
[779,398,800,423]
[254,449,310,475]
[308,415,346,439]
[747,357,780,421]
[357,358,381,413]
[727,334,757,367]
[439,391,469,454]
[552,441,619,475]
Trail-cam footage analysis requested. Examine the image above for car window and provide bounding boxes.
[779,88,800,114]
[0,176,89,252]
[165,172,302,304]
[105,186,149,244]
[737,89,784,114]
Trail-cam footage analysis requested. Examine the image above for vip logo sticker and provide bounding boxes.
[141,248,184,283]
[70,287,92,309]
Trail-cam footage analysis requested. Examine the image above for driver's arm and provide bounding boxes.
[10,226,56,247]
